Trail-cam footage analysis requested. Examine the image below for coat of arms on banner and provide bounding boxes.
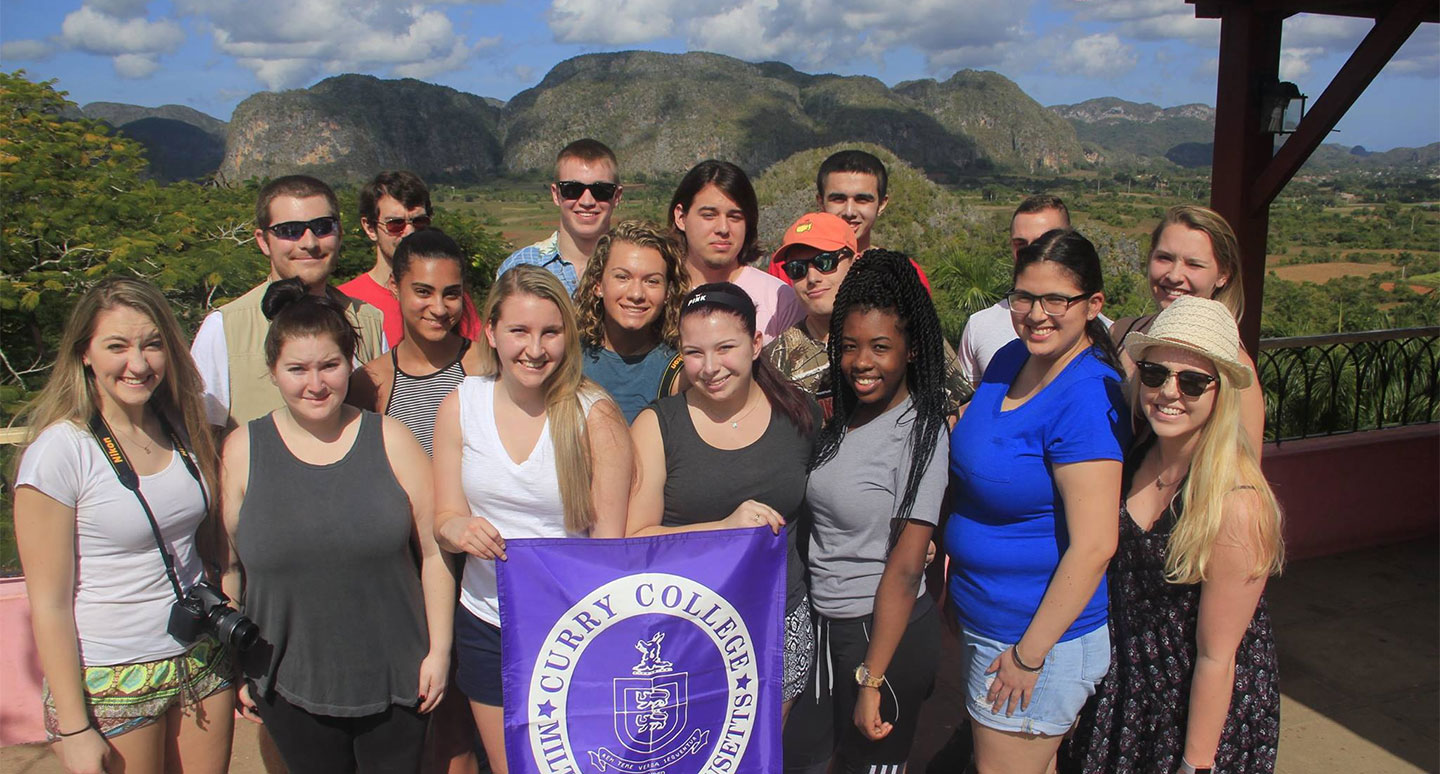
[497,529,785,774]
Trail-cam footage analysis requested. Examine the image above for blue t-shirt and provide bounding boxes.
[582,343,679,422]
[944,339,1129,644]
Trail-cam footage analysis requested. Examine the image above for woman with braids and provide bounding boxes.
[574,220,690,422]
[15,277,234,774]
[1109,205,1264,453]
[1063,297,1283,774]
[627,282,820,720]
[785,251,948,773]
[432,265,632,773]
[946,229,1129,773]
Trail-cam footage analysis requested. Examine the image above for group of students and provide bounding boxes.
[13,143,1284,774]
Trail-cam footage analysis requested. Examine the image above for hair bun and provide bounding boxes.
[261,278,312,321]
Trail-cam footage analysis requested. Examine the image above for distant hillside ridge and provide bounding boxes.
[1051,97,1215,162]
[82,101,228,138]
[219,74,504,183]
[116,118,227,182]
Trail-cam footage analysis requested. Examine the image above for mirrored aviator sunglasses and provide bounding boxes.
[1136,360,1218,398]
[781,249,850,281]
[267,216,341,241]
[555,180,619,202]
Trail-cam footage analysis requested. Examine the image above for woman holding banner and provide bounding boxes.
[627,282,821,721]
[787,252,948,773]
[432,265,632,774]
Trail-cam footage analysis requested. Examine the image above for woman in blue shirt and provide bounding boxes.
[945,229,1129,773]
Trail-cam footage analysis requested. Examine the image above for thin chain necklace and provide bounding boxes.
[113,419,156,455]
[727,393,762,429]
[1154,448,1189,490]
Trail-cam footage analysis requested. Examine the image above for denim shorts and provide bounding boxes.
[961,625,1109,737]
[454,606,503,707]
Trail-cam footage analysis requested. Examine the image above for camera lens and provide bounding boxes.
[212,608,260,651]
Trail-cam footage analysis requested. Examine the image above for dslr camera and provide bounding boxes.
[168,581,259,652]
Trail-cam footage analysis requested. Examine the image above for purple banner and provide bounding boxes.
[497,528,785,774]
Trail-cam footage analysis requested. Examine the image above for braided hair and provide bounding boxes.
[810,250,948,551]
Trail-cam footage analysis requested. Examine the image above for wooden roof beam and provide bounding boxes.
[1249,0,1430,212]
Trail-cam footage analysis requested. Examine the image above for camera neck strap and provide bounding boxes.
[87,410,208,604]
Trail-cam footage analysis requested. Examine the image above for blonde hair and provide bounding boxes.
[15,278,222,564]
[576,220,690,350]
[478,266,596,534]
[1148,205,1245,320]
[1129,359,1284,584]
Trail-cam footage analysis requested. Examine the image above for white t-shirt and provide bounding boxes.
[191,309,387,426]
[732,266,805,346]
[17,422,208,665]
[957,300,1113,384]
[457,376,600,625]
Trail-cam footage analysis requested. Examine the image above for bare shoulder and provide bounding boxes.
[461,342,485,374]
[221,422,251,461]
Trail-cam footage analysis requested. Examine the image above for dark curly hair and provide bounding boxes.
[810,250,948,551]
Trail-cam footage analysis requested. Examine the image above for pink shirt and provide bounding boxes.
[338,273,481,348]
[733,266,805,346]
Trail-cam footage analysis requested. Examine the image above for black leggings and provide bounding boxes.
[255,689,428,774]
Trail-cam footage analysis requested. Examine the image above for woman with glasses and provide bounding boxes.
[15,277,235,774]
[1063,296,1283,774]
[574,220,691,422]
[1109,205,1264,453]
[945,229,1129,773]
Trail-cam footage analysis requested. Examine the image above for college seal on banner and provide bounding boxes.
[496,529,786,774]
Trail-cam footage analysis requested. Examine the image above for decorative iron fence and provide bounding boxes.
[1259,327,1440,442]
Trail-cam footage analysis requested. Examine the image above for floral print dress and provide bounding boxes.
[1062,456,1280,774]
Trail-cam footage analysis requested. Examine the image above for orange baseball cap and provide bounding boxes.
[768,212,859,284]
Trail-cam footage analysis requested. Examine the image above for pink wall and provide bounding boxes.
[0,577,44,745]
[1263,424,1440,560]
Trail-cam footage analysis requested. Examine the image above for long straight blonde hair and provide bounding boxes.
[16,278,222,564]
[1132,365,1284,584]
[478,266,597,534]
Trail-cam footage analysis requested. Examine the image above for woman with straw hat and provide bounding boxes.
[1063,295,1284,774]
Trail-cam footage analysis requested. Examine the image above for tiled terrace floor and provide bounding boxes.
[4,539,1436,773]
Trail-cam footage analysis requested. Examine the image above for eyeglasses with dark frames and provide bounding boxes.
[265,217,340,241]
[780,248,852,281]
[1135,360,1218,398]
[555,181,620,202]
[1004,289,1094,317]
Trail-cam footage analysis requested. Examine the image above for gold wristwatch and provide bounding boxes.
[854,663,884,689]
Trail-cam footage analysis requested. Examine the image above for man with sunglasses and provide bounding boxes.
[191,174,387,429]
[495,138,622,295]
[339,170,480,347]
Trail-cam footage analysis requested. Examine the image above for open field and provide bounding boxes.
[1271,261,1401,283]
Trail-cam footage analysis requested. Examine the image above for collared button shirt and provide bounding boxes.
[495,231,580,296]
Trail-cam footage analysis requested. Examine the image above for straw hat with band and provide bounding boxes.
[1123,295,1254,389]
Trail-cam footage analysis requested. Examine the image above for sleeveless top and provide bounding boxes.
[457,376,601,625]
[386,339,470,455]
[650,393,816,613]
[235,411,428,716]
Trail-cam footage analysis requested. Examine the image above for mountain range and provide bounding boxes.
[69,51,1437,184]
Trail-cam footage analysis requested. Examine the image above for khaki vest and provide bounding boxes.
[219,283,387,426]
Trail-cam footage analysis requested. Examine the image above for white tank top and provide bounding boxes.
[457,376,597,624]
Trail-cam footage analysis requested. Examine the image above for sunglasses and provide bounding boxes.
[781,249,852,281]
[555,180,619,202]
[1136,360,1218,398]
[265,216,340,241]
[378,215,432,236]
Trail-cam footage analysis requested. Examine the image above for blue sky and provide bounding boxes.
[2,0,1436,151]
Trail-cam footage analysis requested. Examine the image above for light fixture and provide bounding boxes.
[1262,80,1306,134]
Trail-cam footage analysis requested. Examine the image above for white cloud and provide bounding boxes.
[1052,33,1137,77]
[60,5,184,56]
[1388,26,1439,78]
[1064,0,1218,45]
[114,53,162,78]
[85,0,151,18]
[546,0,1034,75]
[0,39,56,61]
[1279,46,1324,81]
[178,0,492,89]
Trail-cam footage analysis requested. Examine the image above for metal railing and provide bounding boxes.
[1259,327,1440,442]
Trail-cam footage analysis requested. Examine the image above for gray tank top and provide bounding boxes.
[235,411,428,716]
[652,393,815,613]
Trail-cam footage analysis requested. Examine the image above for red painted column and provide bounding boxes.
[1208,5,1284,355]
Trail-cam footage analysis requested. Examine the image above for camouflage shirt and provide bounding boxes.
[762,320,973,419]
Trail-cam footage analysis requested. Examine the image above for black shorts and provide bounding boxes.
[784,597,940,773]
[454,605,504,707]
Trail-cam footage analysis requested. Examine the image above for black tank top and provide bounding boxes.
[651,393,816,612]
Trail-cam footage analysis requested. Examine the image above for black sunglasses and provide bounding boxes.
[1136,360,1218,398]
[378,215,432,236]
[555,180,619,202]
[781,249,852,281]
[266,216,340,241]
